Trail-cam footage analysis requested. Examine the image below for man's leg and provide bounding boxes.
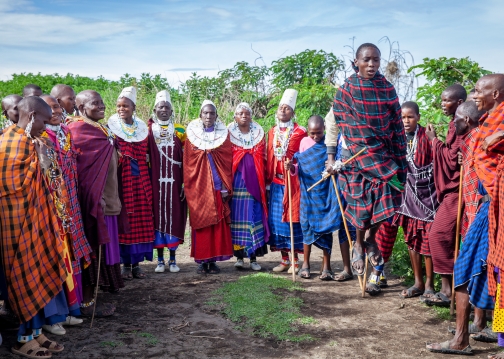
[424,255,435,293]
[426,284,471,351]
[400,249,425,297]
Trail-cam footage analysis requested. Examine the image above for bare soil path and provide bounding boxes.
[0,237,497,358]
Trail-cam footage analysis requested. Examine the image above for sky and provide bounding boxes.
[1,0,503,88]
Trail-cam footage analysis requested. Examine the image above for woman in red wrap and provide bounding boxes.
[184,100,233,274]
[228,102,269,271]
[108,87,154,280]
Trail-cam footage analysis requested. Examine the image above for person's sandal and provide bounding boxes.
[121,265,133,280]
[36,334,64,353]
[132,266,147,279]
[298,267,311,279]
[334,270,353,282]
[365,274,382,296]
[471,327,498,343]
[319,270,335,281]
[11,339,52,359]
[351,247,366,275]
[208,262,221,274]
[197,263,209,274]
[364,242,384,267]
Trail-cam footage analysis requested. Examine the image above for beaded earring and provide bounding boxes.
[25,114,34,139]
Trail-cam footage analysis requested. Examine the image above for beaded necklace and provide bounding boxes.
[81,116,115,144]
[406,125,419,163]
[273,120,294,160]
[119,116,139,139]
[1,116,13,130]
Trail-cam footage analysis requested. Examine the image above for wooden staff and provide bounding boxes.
[286,166,296,283]
[450,165,464,316]
[331,175,363,291]
[307,147,366,192]
[90,245,102,328]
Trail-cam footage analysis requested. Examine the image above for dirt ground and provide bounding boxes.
[0,235,498,359]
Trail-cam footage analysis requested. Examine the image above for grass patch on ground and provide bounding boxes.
[209,272,315,342]
[429,305,452,321]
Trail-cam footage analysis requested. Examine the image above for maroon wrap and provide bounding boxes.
[147,119,187,239]
[67,117,115,247]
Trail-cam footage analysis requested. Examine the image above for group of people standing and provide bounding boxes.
[1,41,504,358]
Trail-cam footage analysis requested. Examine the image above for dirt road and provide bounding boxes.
[0,240,497,358]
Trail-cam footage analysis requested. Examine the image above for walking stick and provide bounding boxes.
[331,175,364,292]
[90,245,102,328]
[450,165,464,315]
[287,168,296,283]
[307,148,366,192]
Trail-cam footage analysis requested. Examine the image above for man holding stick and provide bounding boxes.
[267,89,306,274]
[427,75,504,355]
[331,43,407,295]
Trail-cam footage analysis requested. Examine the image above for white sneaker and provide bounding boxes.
[234,259,245,268]
[63,316,83,326]
[169,262,180,273]
[42,323,66,336]
[155,262,165,273]
[250,261,261,271]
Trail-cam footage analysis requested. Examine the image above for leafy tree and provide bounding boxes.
[409,57,491,135]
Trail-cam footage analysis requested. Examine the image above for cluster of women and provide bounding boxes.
[1,41,504,358]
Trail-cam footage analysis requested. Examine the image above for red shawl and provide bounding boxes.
[266,123,306,223]
[184,135,233,230]
[231,138,268,222]
[432,120,462,202]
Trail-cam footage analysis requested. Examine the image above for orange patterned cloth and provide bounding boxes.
[481,102,504,306]
[184,133,233,230]
[0,126,67,322]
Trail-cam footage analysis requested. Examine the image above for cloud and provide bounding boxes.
[207,7,232,18]
[0,12,133,47]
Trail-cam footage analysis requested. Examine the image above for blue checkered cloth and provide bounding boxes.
[454,182,493,310]
[336,134,357,244]
[268,182,304,252]
[294,139,343,254]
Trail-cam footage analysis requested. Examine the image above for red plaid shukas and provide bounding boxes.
[460,127,482,239]
[333,72,407,184]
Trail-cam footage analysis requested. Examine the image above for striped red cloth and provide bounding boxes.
[45,125,92,274]
[460,127,482,238]
[429,192,459,274]
[117,137,155,245]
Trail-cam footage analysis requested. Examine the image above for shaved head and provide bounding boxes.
[23,84,42,97]
[17,96,52,137]
[480,74,504,92]
[308,115,325,128]
[473,74,504,113]
[443,84,467,102]
[50,84,74,98]
[458,102,485,124]
[76,90,100,107]
[1,94,23,123]
[76,90,105,122]
[50,84,76,114]
[454,101,485,136]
